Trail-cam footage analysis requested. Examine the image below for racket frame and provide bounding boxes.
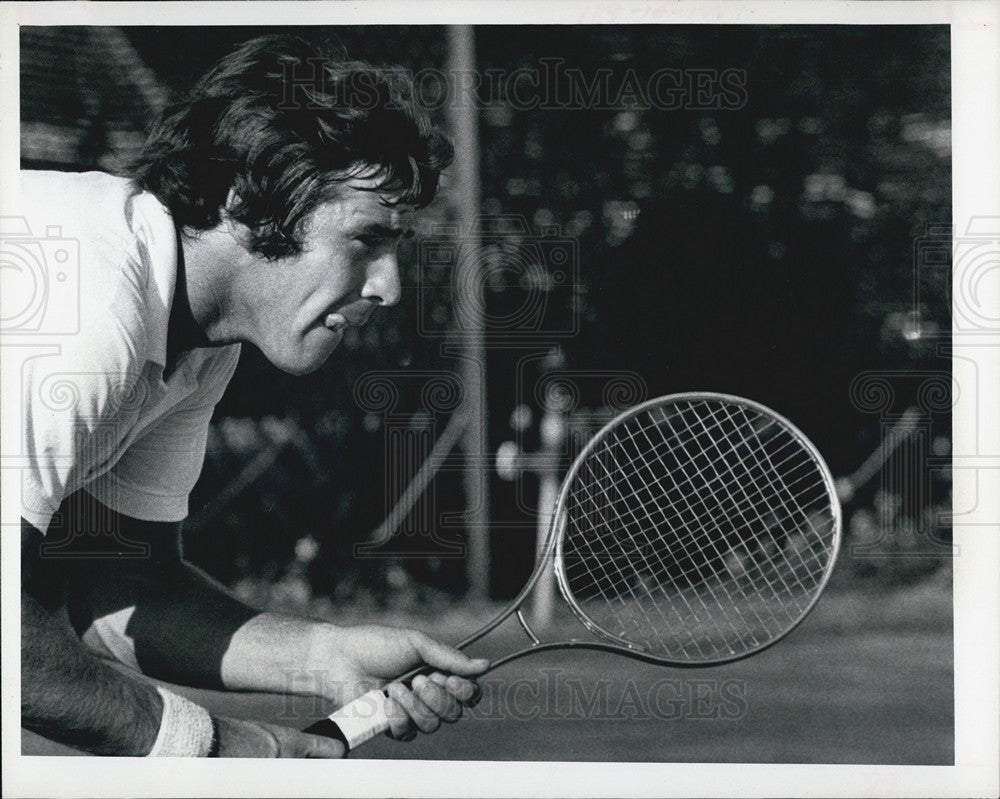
[469,391,842,669]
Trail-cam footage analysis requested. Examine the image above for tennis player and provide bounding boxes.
[19,35,488,757]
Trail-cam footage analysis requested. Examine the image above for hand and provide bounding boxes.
[214,716,345,757]
[318,625,489,742]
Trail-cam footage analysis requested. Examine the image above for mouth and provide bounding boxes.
[323,306,374,332]
[323,313,350,333]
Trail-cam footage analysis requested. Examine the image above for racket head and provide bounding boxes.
[550,392,841,666]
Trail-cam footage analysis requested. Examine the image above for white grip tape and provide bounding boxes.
[328,688,393,750]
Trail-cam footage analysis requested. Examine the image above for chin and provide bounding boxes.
[263,330,340,375]
[282,353,333,376]
[280,361,324,376]
[267,347,336,376]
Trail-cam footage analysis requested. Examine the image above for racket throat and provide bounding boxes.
[516,608,541,645]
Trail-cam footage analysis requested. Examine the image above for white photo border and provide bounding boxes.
[1,2,997,797]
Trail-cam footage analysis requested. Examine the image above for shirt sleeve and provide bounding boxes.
[83,346,241,523]
[19,316,146,534]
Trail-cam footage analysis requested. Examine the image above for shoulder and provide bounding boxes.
[21,168,129,194]
[17,171,178,379]
[18,171,148,281]
[20,171,136,227]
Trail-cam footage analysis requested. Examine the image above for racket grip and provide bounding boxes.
[303,688,393,751]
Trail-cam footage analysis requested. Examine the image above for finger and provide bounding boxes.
[430,672,479,711]
[417,674,462,723]
[387,679,440,735]
[270,725,345,759]
[468,679,483,708]
[300,733,347,758]
[409,632,490,677]
[433,673,479,705]
[382,685,417,741]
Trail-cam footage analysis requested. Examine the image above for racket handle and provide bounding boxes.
[303,688,393,751]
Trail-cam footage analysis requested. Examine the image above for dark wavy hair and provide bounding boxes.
[129,35,453,258]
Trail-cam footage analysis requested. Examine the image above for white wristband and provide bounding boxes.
[147,687,214,757]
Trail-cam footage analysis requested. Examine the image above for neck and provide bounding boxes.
[165,239,206,373]
[167,225,241,370]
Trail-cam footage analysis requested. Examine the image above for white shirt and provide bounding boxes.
[17,171,241,533]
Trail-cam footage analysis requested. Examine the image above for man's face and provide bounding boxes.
[234,176,411,375]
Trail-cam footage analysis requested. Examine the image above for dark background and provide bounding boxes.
[21,23,952,602]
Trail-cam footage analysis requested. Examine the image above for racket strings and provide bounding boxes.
[616,420,797,651]
[627,405,829,582]
[568,518,681,653]
[654,406,827,543]
[569,408,828,555]
[584,406,828,612]
[568,442,763,654]
[641,402,833,591]
[580,440,765,653]
[570,459,730,658]
[566,463,816,655]
[559,398,838,662]
[725,404,830,543]
[570,413,829,596]
[691,403,826,594]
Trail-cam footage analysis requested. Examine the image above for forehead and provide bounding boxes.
[310,178,415,231]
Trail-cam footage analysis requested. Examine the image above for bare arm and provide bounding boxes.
[21,574,163,756]
[21,508,343,757]
[29,491,486,750]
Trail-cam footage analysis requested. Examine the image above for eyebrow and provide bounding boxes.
[353,222,414,240]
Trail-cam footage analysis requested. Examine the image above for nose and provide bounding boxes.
[361,251,402,307]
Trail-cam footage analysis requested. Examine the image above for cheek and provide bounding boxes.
[327,254,365,292]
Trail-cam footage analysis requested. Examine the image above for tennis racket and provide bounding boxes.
[305,392,842,751]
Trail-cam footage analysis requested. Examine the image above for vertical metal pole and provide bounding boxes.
[533,469,558,627]
[447,26,490,600]
[532,401,565,627]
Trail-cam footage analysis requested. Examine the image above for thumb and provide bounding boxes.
[271,724,346,758]
[300,733,347,759]
[410,632,490,676]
